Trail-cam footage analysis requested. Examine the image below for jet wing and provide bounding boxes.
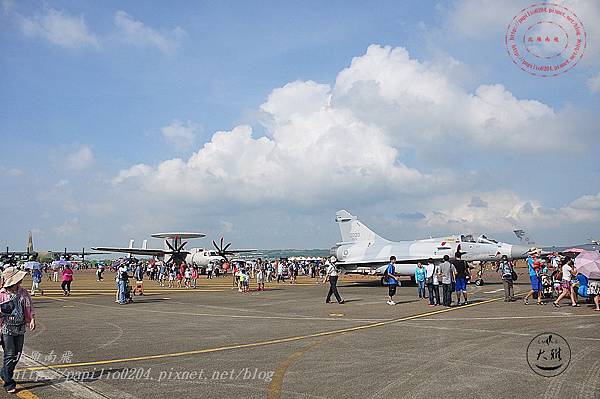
[91,247,167,257]
[338,255,445,267]
[222,249,258,255]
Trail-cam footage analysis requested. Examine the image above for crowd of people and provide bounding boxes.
[522,252,600,311]
[0,247,599,395]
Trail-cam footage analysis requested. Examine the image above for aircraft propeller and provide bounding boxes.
[164,238,189,266]
[213,237,233,263]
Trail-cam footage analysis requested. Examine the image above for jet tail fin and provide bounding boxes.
[142,240,148,250]
[513,229,534,245]
[335,210,389,243]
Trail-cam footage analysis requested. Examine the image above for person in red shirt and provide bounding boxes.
[61,264,74,296]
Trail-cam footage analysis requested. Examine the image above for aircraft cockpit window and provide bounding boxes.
[476,235,498,244]
[461,234,475,243]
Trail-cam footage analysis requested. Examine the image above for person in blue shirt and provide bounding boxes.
[385,256,398,305]
[523,253,543,305]
[415,263,427,300]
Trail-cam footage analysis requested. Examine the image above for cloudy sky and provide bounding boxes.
[1,0,599,251]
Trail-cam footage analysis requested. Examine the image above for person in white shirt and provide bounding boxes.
[324,257,344,304]
[554,260,578,307]
[425,258,439,306]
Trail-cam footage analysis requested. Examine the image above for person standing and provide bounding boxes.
[276,260,284,283]
[52,263,59,282]
[425,259,438,307]
[206,262,213,279]
[497,255,515,302]
[415,263,427,300]
[61,264,73,296]
[256,266,265,291]
[438,255,455,307]
[117,264,130,304]
[324,257,344,304]
[0,266,36,394]
[523,253,543,305]
[588,277,600,312]
[384,256,400,305]
[134,262,145,295]
[191,267,198,289]
[96,263,104,281]
[453,252,469,306]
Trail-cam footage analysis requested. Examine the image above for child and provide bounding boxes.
[184,267,191,289]
[242,269,250,292]
[168,267,176,288]
[256,267,265,291]
[191,267,198,289]
[237,269,244,292]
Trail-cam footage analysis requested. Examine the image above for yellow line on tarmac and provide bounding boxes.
[267,340,324,399]
[17,297,502,373]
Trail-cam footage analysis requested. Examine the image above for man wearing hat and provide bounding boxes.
[324,256,344,304]
[0,264,36,394]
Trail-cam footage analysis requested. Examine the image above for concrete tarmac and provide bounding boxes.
[4,270,599,399]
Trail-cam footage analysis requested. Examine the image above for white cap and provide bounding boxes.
[330,256,337,263]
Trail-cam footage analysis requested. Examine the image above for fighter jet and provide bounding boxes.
[330,210,530,277]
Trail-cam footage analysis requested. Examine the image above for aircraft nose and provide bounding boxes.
[510,245,530,259]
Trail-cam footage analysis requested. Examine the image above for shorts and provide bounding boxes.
[560,280,571,290]
[530,274,542,292]
[388,284,397,297]
[455,277,467,292]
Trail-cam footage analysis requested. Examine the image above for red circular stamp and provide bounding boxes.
[505,3,586,77]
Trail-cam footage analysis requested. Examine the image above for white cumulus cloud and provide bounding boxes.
[112,45,593,211]
[162,120,199,151]
[114,10,186,55]
[332,45,581,152]
[20,8,99,48]
[66,146,95,171]
[416,191,600,233]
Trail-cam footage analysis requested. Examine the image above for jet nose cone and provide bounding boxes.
[510,245,530,259]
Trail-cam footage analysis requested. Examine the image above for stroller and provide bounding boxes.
[540,272,554,299]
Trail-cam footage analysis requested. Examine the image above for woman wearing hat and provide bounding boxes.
[0,266,36,394]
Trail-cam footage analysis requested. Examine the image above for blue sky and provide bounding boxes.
[1,0,599,251]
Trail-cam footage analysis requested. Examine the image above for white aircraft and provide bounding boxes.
[93,234,254,268]
[93,232,205,266]
[330,210,530,278]
[187,237,256,269]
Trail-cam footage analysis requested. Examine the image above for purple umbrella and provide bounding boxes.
[575,250,600,279]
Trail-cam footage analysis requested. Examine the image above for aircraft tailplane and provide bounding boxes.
[335,210,389,243]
